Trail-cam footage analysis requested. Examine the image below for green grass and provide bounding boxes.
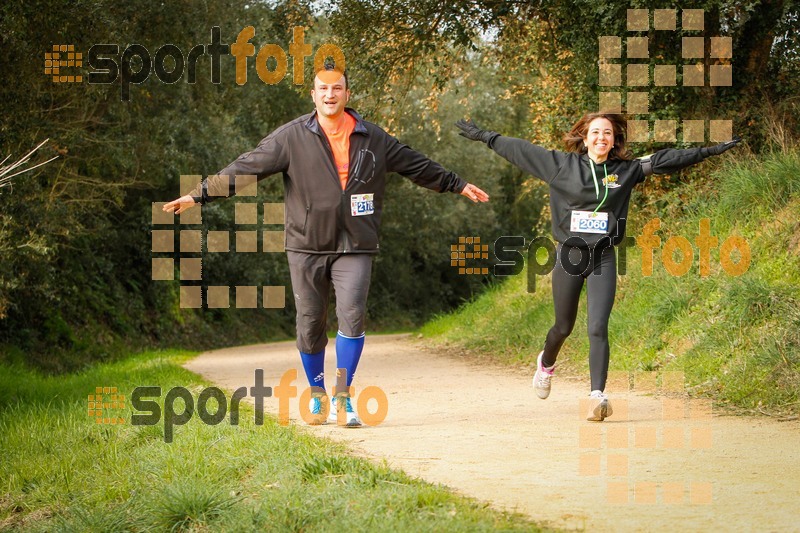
[422,150,800,415]
[0,351,541,531]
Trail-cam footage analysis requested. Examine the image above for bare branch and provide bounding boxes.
[0,139,59,190]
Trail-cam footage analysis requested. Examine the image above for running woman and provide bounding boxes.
[456,113,739,420]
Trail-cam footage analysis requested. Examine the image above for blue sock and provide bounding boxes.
[336,332,365,386]
[299,349,325,392]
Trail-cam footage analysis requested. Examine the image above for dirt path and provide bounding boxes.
[184,334,800,532]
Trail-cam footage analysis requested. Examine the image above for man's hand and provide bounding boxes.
[705,136,742,156]
[455,119,499,146]
[162,195,197,214]
[460,183,490,203]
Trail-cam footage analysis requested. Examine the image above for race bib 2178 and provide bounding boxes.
[351,193,374,216]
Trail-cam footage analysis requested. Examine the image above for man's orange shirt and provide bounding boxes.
[320,113,357,190]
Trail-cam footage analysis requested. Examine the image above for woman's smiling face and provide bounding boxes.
[584,117,614,162]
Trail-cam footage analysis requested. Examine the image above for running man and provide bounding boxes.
[456,113,738,420]
[164,66,489,427]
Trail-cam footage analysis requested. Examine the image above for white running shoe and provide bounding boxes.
[307,395,329,426]
[328,396,362,428]
[532,351,555,399]
[586,390,613,421]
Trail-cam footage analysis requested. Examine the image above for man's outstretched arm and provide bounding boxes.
[163,135,289,213]
[383,132,489,203]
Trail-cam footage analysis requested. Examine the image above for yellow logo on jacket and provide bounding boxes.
[603,174,621,188]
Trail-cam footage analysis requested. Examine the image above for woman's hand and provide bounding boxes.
[705,136,742,156]
[455,119,499,146]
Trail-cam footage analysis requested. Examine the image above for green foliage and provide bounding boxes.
[0,1,310,363]
[329,0,800,151]
[148,484,239,532]
[717,149,800,220]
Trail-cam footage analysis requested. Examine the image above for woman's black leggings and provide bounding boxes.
[541,243,617,392]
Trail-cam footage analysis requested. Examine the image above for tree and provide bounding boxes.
[0,0,312,365]
[328,0,799,150]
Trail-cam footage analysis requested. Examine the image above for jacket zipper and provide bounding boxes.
[340,190,349,253]
[338,141,364,253]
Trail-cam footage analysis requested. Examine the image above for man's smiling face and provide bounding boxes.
[311,70,349,120]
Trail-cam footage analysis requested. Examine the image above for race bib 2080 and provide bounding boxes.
[351,193,375,216]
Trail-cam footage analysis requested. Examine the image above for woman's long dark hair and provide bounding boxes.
[563,112,633,161]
